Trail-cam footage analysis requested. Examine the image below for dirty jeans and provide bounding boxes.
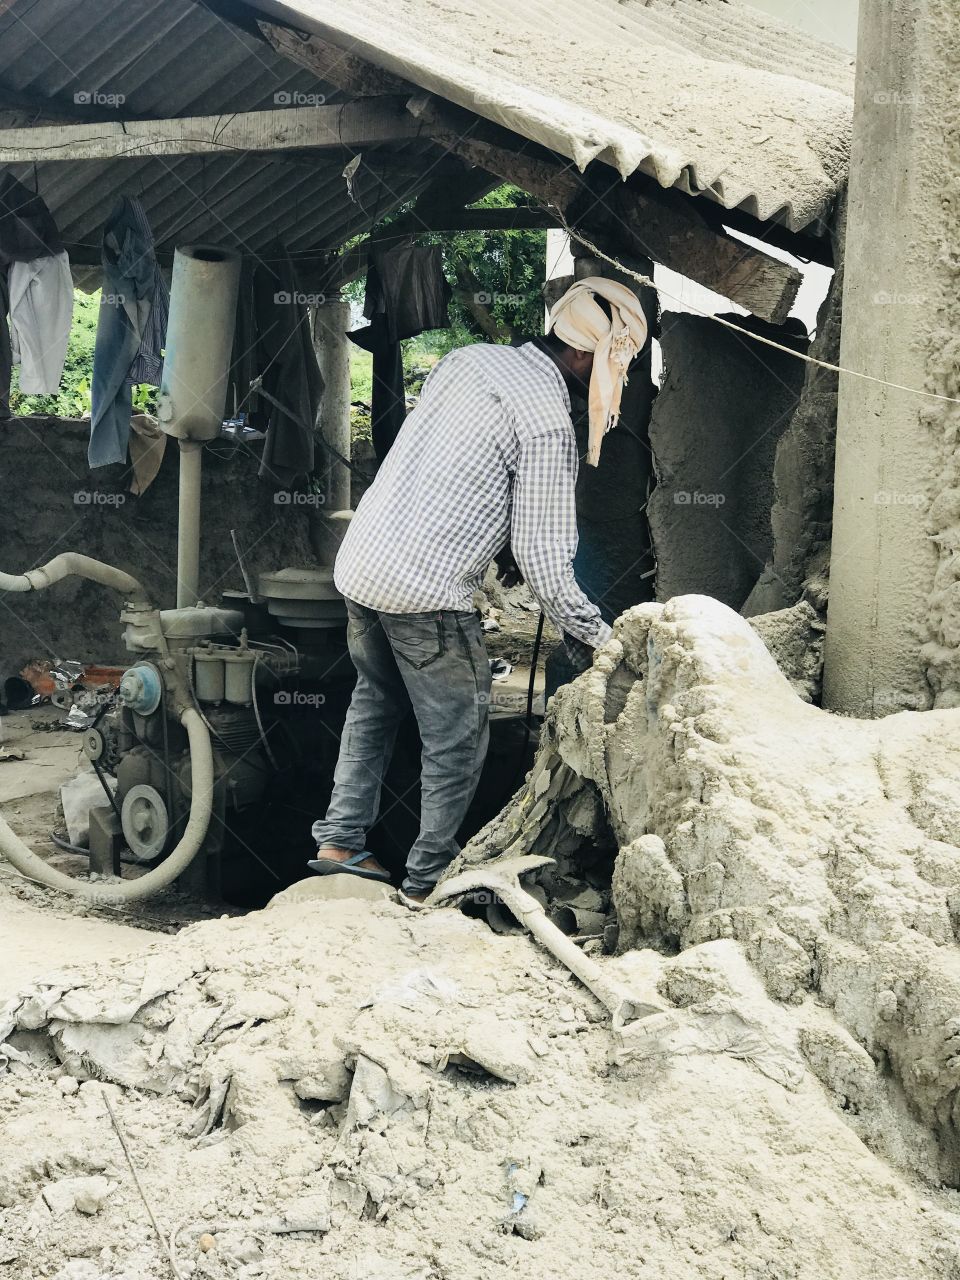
[312,600,492,895]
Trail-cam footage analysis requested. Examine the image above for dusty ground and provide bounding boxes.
[3,881,960,1280]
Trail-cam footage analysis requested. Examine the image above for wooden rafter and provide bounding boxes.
[0,100,422,163]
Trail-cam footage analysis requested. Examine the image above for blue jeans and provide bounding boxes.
[312,600,492,894]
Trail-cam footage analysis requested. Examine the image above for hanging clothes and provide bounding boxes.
[227,244,324,489]
[0,174,64,415]
[88,198,167,468]
[363,244,450,342]
[0,173,62,264]
[8,252,73,394]
[348,321,406,463]
[128,412,167,496]
[353,244,451,462]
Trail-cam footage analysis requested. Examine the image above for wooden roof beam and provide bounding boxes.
[414,100,803,325]
[0,99,423,163]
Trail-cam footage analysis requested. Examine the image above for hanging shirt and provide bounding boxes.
[334,341,611,648]
[8,251,73,394]
[89,197,165,468]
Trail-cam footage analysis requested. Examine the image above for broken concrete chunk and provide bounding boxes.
[278,1190,332,1233]
[42,1175,116,1216]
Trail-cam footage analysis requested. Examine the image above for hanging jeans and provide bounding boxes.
[312,600,491,895]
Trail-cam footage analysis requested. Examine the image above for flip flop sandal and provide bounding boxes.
[398,888,430,911]
[307,851,391,883]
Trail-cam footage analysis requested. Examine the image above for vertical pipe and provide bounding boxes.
[158,245,241,611]
[177,441,203,608]
[313,297,353,512]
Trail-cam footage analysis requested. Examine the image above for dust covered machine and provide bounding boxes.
[80,563,357,900]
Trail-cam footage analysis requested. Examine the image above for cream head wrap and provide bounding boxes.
[547,276,648,466]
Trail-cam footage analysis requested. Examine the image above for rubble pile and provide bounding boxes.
[2,596,960,1277]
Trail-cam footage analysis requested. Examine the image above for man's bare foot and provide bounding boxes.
[315,846,389,878]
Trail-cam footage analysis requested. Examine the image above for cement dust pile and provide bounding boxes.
[4,598,960,1278]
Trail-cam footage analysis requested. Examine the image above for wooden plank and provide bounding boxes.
[0,100,421,162]
[419,103,802,324]
[258,21,412,97]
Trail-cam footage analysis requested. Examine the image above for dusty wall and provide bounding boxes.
[744,194,846,618]
[648,313,809,612]
[0,417,315,680]
[825,0,960,713]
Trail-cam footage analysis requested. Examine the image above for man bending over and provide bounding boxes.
[309,277,648,907]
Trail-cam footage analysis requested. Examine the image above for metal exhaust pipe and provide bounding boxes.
[157,244,242,608]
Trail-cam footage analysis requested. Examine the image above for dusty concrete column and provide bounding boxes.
[823,0,960,715]
[313,297,352,512]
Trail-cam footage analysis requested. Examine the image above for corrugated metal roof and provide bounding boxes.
[254,0,855,231]
[0,0,450,268]
[0,0,853,272]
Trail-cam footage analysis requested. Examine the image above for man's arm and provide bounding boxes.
[510,427,612,648]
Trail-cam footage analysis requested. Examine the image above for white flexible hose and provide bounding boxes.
[0,552,150,605]
[0,709,214,903]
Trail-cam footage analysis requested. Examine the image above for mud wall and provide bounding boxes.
[648,313,809,612]
[0,417,315,680]
[744,193,846,618]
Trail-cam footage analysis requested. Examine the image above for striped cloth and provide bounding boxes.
[335,340,611,647]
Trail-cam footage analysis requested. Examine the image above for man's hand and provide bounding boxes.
[562,634,595,676]
[494,545,524,589]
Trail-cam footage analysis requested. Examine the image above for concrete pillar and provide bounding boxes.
[313,298,352,512]
[823,0,960,715]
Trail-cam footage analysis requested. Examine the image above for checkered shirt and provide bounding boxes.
[334,341,611,647]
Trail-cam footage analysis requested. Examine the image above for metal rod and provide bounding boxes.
[176,441,203,608]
